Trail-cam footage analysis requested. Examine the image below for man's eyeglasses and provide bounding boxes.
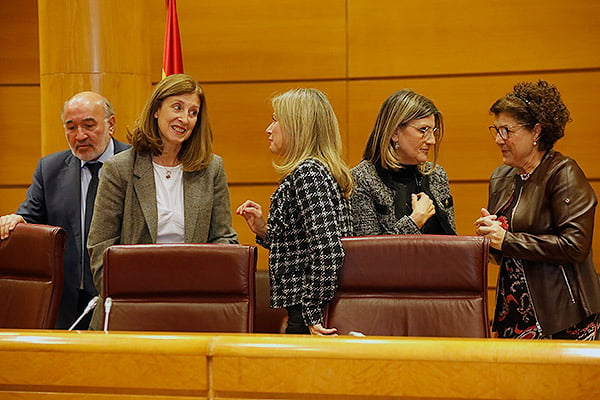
[408,124,438,140]
[488,124,525,141]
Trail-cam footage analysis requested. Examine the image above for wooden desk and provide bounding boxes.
[0,330,210,399]
[1,330,599,399]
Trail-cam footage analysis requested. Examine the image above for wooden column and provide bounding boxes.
[38,0,151,155]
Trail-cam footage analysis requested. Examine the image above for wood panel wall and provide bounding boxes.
[1,1,599,301]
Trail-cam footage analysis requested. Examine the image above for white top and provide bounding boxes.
[152,162,185,243]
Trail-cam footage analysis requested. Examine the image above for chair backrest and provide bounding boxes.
[253,269,287,333]
[0,224,65,329]
[104,243,257,333]
[325,235,490,338]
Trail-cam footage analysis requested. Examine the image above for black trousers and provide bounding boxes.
[285,304,310,334]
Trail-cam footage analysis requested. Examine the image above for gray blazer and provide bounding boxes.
[88,149,238,329]
[351,160,456,236]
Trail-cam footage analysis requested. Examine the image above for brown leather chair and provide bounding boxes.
[325,235,490,338]
[0,224,65,329]
[103,243,257,333]
[253,269,287,333]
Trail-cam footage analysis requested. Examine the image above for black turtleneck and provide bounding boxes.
[375,164,446,234]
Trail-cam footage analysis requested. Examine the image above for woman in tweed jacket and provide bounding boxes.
[352,89,456,236]
[237,88,353,335]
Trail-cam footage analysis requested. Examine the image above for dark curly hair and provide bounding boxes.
[489,80,571,151]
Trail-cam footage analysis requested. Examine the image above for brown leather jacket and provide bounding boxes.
[488,150,600,335]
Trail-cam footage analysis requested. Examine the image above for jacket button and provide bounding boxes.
[564,198,570,204]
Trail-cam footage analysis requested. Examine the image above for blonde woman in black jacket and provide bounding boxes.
[237,88,352,335]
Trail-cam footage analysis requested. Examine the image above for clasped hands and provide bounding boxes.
[474,208,506,250]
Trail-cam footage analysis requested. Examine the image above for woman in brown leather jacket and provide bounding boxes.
[475,80,600,339]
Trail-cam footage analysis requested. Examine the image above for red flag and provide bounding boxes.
[162,0,184,79]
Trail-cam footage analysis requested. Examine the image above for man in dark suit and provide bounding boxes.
[0,92,129,329]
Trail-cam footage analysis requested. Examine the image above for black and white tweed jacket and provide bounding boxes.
[350,160,456,236]
[257,158,352,326]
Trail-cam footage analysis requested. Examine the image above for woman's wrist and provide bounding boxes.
[409,213,423,228]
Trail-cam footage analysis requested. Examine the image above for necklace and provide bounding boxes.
[153,162,180,179]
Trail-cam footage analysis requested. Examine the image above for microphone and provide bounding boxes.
[348,331,366,337]
[67,296,99,331]
[103,297,112,333]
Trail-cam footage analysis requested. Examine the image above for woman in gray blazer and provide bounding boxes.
[352,89,456,236]
[88,74,237,329]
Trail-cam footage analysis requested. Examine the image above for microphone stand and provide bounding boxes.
[103,297,112,334]
[67,296,99,331]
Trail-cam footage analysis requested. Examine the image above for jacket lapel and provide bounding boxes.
[490,174,515,215]
[422,175,456,235]
[133,153,158,243]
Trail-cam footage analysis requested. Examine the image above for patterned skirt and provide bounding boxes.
[494,257,599,340]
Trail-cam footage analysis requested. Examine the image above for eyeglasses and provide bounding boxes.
[488,124,525,141]
[407,124,438,140]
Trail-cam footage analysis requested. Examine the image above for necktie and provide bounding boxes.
[83,162,102,288]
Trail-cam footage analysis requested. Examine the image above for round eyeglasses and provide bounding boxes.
[408,124,438,140]
[488,124,525,141]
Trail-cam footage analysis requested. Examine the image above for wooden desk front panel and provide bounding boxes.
[0,331,210,399]
[1,331,599,399]
[211,335,600,399]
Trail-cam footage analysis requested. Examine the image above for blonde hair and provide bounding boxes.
[363,89,444,175]
[128,74,213,171]
[272,88,352,198]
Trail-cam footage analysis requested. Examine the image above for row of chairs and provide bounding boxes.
[0,224,490,337]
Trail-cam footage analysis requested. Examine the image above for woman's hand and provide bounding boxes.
[236,200,268,239]
[474,208,506,250]
[410,192,435,228]
[309,323,338,336]
[0,214,26,240]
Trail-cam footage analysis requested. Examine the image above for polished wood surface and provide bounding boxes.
[0,0,39,84]
[213,335,600,399]
[38,0,150,76]
[0,330,210,399]
[347,0,600,78]
[1,330,599,399]
[38,0,151,155]
[149,0,347,83]
[0,189,29,216]
[0,86,41,185]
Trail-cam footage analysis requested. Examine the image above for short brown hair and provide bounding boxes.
[490,80,571,151]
